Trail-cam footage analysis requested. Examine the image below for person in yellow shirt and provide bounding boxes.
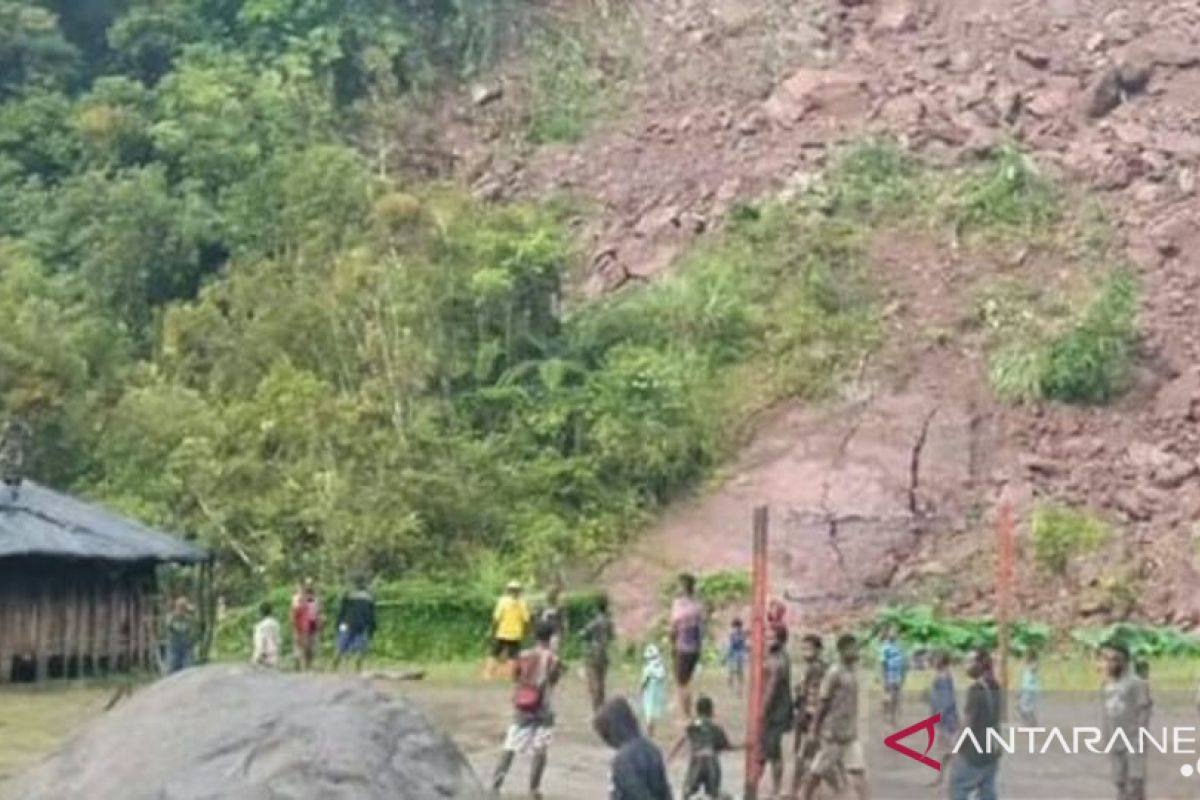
[485,580,531,679]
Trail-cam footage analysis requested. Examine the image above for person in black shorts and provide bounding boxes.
[669,573,705,719]
[756,624,794,798]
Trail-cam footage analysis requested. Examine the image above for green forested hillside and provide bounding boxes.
[0,1,880,596]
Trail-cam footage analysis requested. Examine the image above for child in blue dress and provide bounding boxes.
[642,643,668,738]
[1018,649,1041,725]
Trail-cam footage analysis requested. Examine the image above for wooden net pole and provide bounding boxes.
[743,505,770,800]
[996,501,1015,713]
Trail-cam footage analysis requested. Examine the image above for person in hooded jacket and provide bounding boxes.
[594,697,673,800]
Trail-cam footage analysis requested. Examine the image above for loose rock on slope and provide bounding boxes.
[7,666,485,800]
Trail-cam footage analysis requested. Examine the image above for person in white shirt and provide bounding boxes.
[252,602,282,668]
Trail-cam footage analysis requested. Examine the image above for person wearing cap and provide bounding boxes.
[485,580,531,680]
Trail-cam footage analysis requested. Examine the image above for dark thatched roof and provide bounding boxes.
[0,480,207,564]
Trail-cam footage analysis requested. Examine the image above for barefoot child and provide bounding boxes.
[641,644,668,738]
[1017,649,1041,726]
[722,619,748,693]
[669,695,739,799]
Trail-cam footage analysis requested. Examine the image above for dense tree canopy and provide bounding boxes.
[0,0,875,597]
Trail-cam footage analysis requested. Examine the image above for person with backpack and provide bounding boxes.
[491,620,563,799]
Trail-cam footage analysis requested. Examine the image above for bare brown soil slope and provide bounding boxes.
[443,0,1200,634]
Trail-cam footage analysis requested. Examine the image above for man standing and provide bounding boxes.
[791,633,828,798]
[580,593,615,712]
[492,620,562,799]
[800,633,868,800]
[487,580,531,680]
[333,575,376,673]
[756,625,793,799]
[879,625,908,727]
[669,573,705,720]
[950,649,1002,800]
[290,578,320,671]
[538,585,567,653]
[1102,642,1151,800]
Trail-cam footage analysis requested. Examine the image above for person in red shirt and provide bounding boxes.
[290,578,320,670]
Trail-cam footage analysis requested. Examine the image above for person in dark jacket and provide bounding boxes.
[594,697,672,800]
[333,575,376,672]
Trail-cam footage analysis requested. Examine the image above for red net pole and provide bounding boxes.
[997,502,1015,706]
[744,505,769,800]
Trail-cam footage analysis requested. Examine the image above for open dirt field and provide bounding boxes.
[7,662,1200,799]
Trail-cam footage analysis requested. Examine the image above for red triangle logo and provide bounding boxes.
[884,713,942,772]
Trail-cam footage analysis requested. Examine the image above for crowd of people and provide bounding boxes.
[483,573,878,800]
[169,571,1157,800]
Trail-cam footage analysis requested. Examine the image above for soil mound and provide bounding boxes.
[8,666,485,800]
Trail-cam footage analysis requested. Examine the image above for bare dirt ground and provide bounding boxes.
[434,0,1200,638]
[7,668,1200,799]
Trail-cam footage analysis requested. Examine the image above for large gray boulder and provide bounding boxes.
[10,666,485,800]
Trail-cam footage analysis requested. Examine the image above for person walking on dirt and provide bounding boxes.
[290,579,320,671]
[927,650,959,788]
[581,593,616,712]
[486,580,531,680]
[492,620,562,799]
[333,575,376,673]
[754,625,793,799]
[537,585,567,653]
[879,625,908,728]
[165,596,195,674]
[950,649,1002,800]
[799,633,868,800]
[669,694,738,799]
[790,633,827,798]
[1101,641,1151,800]
[670,573,705,719]
[1017,649,1041,726]
[594,696,673,800]
[252,601,281,668]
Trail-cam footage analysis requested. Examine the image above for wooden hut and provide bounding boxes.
[0,479,208,683]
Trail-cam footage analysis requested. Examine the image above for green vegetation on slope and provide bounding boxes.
[0,2,1138,601]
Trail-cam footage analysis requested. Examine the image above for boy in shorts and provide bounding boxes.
[492,620,562,799]
[800,633,868,800]
[669,695,738,798]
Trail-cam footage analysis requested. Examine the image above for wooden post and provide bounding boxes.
[0,571,12,684]
[34,581,51,681]
[996,502,1015,714]
[743,506,770,800]
[63,579,78,679]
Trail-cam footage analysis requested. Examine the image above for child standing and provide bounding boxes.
[641,643,668,738]
[669,695,738,799]
[723,619,748,692]
[928,651,959,787]
[1018,650,1041,726]
[251,601,281,668]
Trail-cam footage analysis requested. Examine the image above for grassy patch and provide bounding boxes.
[985,270,1138,404]
[948,144,1060,235]
[524,11,636,144]
[1031,502,1112,576]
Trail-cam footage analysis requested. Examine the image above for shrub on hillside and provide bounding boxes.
[1031,502,1111,576]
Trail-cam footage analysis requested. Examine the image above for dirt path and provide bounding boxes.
[401,670,1198,799]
